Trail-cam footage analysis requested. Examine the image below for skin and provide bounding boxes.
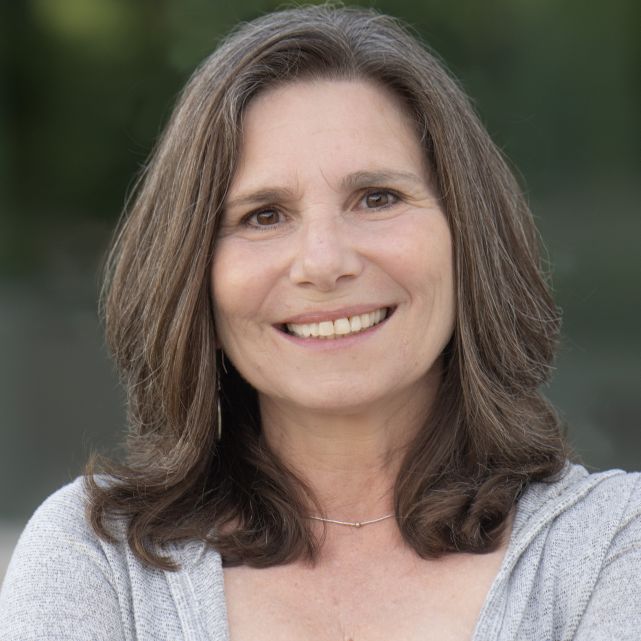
[212,79,455,523]
[213,78,510,641]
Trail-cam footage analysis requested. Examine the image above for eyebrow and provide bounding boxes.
[342,170,425,191]
[224,169,426,210]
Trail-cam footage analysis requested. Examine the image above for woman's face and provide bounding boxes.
[212,79,455,415]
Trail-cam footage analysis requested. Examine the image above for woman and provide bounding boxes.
[1,5,639,640]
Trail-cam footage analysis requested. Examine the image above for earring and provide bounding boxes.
[215,351,228,441]
[216,371,223,441]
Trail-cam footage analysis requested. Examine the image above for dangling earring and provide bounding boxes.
[215,351,228,441]
[216,371,223,441]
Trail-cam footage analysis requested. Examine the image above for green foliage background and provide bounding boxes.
[1,0,640,519]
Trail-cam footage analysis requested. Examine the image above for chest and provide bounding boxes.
[223,548,504,641]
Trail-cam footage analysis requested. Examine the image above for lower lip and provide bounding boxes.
[275,315,391,350]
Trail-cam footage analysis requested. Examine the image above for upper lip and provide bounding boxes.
[279,304,393,325]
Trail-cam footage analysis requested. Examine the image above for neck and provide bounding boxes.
[258,380,435,521]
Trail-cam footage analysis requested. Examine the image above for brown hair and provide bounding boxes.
[85,4,568,570]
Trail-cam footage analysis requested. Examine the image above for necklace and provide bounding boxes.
[307,513,395,528]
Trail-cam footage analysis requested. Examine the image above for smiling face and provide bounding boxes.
[212,79,455,417]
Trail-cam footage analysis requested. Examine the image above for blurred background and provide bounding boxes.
[1,0,640,581]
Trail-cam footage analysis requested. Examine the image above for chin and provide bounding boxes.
[270,382,405,416]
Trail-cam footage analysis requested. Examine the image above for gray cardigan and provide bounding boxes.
[1,464,640,640]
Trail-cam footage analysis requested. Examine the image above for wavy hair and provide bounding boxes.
[85,4,568,569]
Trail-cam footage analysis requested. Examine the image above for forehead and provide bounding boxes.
[230,79,428,190]
[244,77,417,124]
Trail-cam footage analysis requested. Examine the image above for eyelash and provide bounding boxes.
[241,208,283,230]
[361,189,400,210]
[240,188,402,230]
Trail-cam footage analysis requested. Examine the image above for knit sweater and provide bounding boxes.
[1,464,640,640]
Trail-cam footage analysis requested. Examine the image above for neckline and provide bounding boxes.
[185,464,597,640]
[213,517,517,641]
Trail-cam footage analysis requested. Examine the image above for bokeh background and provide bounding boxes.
[1,0,640,580]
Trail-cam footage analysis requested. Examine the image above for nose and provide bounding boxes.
[289,216,363,291]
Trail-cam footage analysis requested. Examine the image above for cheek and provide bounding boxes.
[381,216,454,294]
[386,219,456,350]
[424,238,456,332]
[211,245,251,336]
[210,241,281,335]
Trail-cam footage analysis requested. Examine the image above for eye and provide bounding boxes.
[244,208,283,228]
[361,189,399,210]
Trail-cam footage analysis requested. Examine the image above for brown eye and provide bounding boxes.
[363,190,397,209]
[252,210,280,226]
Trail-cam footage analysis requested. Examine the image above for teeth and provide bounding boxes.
[334,318,351,335]
[286,308,389,339]
[319,321,334,337]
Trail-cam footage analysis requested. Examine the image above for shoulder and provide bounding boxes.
[0,477,125,639]
[0,474,205,586]
[0,477,226,640]
[3,476,110,573]
[5,475,129,570]
[15,475,101,542]
[514,463,641,545]
[493,464,641,639]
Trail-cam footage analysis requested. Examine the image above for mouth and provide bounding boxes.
[277,306,395,340]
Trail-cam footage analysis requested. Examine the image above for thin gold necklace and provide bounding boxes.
[307,513,395,528]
